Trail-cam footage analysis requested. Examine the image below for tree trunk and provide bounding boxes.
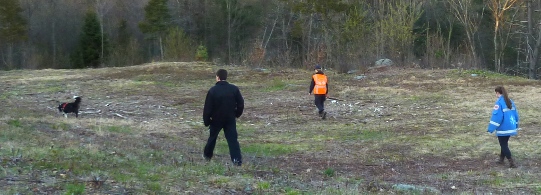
[159,36,164,61]
[227,0,232,65]
[306,13,313,67]
[7,43,14,69]
[100,16,104,66]
[527,0,538,79]
[96,0,107,66]
[530,22,541,79]
[446,19,454,68]
[449,0,479,68]
[1,49,7,69]
[494,22,500,72]
[52,20,57,67]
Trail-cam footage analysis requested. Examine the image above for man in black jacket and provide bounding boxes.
[203,69,245,166]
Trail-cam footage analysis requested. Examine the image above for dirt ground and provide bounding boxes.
[1,62,541,194]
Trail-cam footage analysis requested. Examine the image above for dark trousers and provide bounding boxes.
[314,94,326,113]
[204,118,242,164]
[498,136,512,159]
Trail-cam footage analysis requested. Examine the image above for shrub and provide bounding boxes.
[195,45,208,61]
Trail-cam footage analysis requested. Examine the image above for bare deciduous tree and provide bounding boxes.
[448,0,485,68]
[526,0,541,79]
[488,0,519,72]
[375,0,423,65]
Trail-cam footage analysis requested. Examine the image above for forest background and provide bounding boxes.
[1,0,541,79]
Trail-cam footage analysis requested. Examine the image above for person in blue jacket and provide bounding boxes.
[487,86,520,168]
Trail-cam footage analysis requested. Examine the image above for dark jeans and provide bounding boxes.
[314,94,326,113]
[498,136,512,159]
[204,118,242,165]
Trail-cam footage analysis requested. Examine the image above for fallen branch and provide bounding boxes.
[112,113,127,119]
[328,97,346,101]
[80,109,101,114]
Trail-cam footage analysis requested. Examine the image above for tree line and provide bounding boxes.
[0,0,540,79]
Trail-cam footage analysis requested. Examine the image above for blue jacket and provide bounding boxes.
[487,96,519,136]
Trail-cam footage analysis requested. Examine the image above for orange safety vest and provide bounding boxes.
[312,74,327,94]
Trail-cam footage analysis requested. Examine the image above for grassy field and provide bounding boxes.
[1,62,541,194]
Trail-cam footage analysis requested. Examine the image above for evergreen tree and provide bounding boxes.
[139,0,172,61]
[0,0,27,44]
[110,20,143,67]
[164,27,195,61]
[0,0,28,69]
[71,11,108,68]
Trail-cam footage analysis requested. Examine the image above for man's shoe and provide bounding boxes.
[232,159,242,166]
[321,111,327,120]
[203,154,211,162]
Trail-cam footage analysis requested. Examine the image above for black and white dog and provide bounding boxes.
[58,96,82,118]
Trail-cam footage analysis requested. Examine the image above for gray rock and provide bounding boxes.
[347,70,359,74]
[375,59,393,66]
[354,75,366,80]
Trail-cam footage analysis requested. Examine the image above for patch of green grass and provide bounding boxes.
[31,147,114,175]
[242,143,297,156]
[284,187,301,195]
[203,162,227,175]
[440,173,450,180]
[257,181,271,190]
[413,135,479,155]
[453,69,514,79]
[1,123,36,143]
[264,79,287,92]
[52,122,70,131]
[237,125,257,137]
[323,168,335,177]
[479,177,504,186]
[210,176,232,186]
[145,182,162,192]
[336,129,389,142]
[7,119,22,128]
[157,81,179,87]
[110,171,131,183]
[38,85,64,93]
[134,74,154,81]
[64,182,85,195]
[406,95,421,101]
[107,125,132,133]
[0,91,19,100]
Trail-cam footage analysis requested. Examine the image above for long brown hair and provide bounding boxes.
[495,86,512,109]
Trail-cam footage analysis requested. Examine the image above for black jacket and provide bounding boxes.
[203,81,244,126]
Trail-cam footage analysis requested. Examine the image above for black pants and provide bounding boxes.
[204,118,242,165]
[314,94,326,114]
[498,136,512,159]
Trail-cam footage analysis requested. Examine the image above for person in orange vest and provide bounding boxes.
[309,64,329,119]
